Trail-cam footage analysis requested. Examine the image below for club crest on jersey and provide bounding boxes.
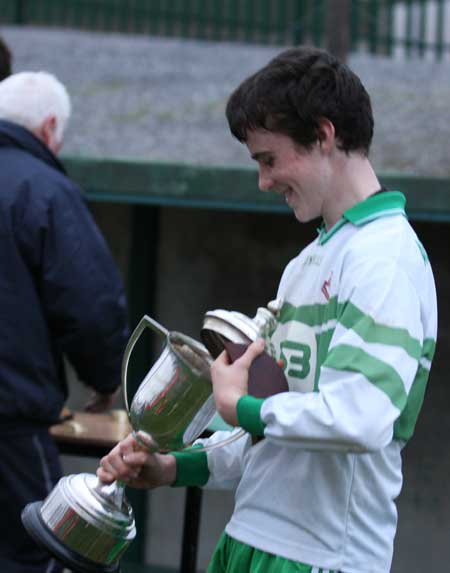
[321,272,333,300]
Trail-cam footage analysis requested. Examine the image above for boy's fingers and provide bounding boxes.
[119,433,140,454]
[237,339,265,369]
[96,468,114,484]
[122,451,148,467]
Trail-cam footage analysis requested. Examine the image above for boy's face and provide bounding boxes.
[246,129,330,224]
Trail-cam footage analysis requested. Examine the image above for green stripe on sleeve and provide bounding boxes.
[171,445,209,488]
[338,301,422,360]
[237,395,266,436]
[422,338,436,361]
[279,298,423,361]
[394,365,430,441]
[324,344,408,411]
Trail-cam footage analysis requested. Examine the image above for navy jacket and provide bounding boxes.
[0,120,129,429]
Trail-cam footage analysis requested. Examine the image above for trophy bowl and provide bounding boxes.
[125,319,216,452]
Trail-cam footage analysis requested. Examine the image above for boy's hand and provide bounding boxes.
[97,433,176,489]
[210,338,265,426]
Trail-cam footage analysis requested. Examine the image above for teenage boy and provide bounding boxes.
[98,47,437,573]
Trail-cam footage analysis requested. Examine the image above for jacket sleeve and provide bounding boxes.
[15,173,129,394]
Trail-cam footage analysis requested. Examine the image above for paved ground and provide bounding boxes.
[1,25,449,176]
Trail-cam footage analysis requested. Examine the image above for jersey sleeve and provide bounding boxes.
[172,429,252,490]
[241,245,436,453]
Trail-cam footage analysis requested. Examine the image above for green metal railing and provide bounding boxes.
[61,155,450,221]
[1,1,449,60]
[0,0,303,45]
[351,0,450,59]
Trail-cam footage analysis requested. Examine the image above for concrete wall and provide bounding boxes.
[63,203,450,572]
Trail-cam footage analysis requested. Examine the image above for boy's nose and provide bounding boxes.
[258,171,273,192]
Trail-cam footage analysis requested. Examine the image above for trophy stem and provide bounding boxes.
[93,478,126,510]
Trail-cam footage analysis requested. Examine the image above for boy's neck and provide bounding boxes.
[322,153,381,230]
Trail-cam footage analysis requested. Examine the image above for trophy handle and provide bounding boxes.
[192,427,248,452]
[122,315,169,414]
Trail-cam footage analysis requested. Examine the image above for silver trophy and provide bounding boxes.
[21,301,282,573]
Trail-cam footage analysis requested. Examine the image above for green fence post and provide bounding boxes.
[386,0,395,56]
[368,0,379,54]
[123,0,131,33]
[419,0,427,58]
[101,0,114,31]
[122,204,161,565]
[210,0,224,42]
[405,0,413,58]
[273,0,288,45]
[72,0,84,30]
[14,0,26,24]
[258,0,272,44]
[292,0,304,46]
[39,0,52,26]
[350,0,360,52]
[162,0,175,38]
[436,0,445,60]
[178,0,191,39]
[147,0,161,36]
[227,0,240,42]
[325,0,351,61]
[312,0,324,47]
[243,0,256,44]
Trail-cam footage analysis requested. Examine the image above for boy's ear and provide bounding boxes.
[317,117,336,152]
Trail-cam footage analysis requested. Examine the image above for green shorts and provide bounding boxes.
[207,532,339,573]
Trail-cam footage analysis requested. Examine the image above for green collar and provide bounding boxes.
[319,191,406,245]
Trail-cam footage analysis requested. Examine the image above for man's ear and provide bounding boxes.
[317,118,335,153]
[34,115,62,154]
[41,115,57,147]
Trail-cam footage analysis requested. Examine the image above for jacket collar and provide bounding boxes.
[0,119,66,175]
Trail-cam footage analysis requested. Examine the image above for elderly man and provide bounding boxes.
[0,71,129,573]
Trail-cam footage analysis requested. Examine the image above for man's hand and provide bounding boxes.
[210,338,265,426]
[83,388,120,413]
[97,433,177,489]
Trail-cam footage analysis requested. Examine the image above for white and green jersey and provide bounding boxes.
[174,191,437,573]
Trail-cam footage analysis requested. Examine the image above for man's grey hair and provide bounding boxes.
[0,71,71,144]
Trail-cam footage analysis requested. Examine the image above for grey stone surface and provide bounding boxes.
[1,24,449,176]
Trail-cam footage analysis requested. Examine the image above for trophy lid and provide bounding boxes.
[201,299,283,359]
[201,310,256,358]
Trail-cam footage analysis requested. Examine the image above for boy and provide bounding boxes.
[98,47,437,573]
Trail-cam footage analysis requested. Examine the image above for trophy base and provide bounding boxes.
[22,501,121,573]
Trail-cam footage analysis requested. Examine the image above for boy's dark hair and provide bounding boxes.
[0,37,12,81]
[226,46,374,156]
